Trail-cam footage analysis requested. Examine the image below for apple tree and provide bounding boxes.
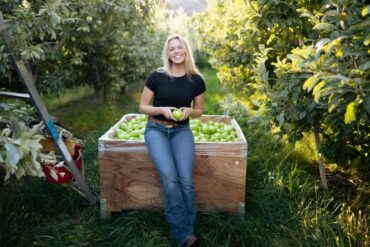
[193,0,369,187]
[0,0,163,101]
[52,0,163,101]
[192,0,319,94]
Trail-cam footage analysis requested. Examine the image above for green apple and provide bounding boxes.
[208,126,217,134]
[172,109,183,120]
[114,115,242,143]
[200,125,209,134]
[115,115,148,140]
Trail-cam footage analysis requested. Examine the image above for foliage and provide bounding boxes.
[297,2,370,166]
[0,0,163,180]
[192,0,319,93]
[0,101,46,181]
[264,1,370,165]
[194,0,369,168]
[0,0,75,87]
[55,0,163,101]
[0,0,163,101]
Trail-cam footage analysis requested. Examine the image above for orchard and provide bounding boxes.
[0,1,369,246]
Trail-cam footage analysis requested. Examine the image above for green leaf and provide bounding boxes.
[1,128,12,137]
[347,19,370,33]
[313,22,335,30]
[298,110,306,120]
[328,94,341,113]
[276,113,285,126]
[335,48,343,58]
[298,8,317,21]
[359,61,370,70]
[4,142,20,168]
[344,101,356,124]
[313,81,326,103]
[50,12,61,24]
[50,169,59,181]
[364,33,370,46]
[15,166,25,180]
[315,38,331,49]
[364,96,370,115]
[324,10,338,16]
[325,36,347,54]
[362,5,370,17]
[251,99,261,107]
[31,50,40,60]
[326,74,350,82]
[303,76,320,92]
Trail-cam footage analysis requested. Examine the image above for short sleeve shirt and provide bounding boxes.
[145,70,206,125]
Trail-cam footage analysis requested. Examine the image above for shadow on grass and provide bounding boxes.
[0,177,174,246]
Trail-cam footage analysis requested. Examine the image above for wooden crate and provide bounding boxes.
[99,114,247,218]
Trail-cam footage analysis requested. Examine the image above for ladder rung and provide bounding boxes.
[0,91,30,100]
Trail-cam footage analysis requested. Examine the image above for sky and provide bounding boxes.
[167,0,207,16]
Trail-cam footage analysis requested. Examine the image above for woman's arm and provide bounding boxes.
[139,86,176,120]
[180,92,205,120]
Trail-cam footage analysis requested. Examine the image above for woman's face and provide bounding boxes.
[168,38,186,65]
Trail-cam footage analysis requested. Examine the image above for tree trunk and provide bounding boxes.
[93,67,103,103]
[102,79,110,103]
[93,83,103,103]
[0,166,5,187]
[314,124,328,189]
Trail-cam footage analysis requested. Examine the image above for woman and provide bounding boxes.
[139,34,206,247]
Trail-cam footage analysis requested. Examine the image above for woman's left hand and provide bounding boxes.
[179,107,193,121]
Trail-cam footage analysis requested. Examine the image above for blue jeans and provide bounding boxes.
[144,121,196,247]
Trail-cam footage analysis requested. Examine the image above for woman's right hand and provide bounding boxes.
[160,107,177,121]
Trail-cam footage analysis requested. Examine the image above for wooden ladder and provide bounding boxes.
[0,12,98,204]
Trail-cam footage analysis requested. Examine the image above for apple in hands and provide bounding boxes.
[172,108,183,121]
[160,107,177,120]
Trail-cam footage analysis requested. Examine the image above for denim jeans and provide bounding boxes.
[144,121,196,247]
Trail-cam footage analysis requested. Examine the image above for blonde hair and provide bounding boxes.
[160,34,203,79]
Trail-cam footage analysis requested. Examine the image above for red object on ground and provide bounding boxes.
[42,144,83,183]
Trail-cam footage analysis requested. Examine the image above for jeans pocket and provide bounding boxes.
[144,121,158,135]
[146,121,157,128]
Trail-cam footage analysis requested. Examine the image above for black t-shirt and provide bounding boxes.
[145,70,206,125]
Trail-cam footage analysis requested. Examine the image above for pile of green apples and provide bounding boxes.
[114,115,240,142]
[189,119,240,142]
[114,115,147,140]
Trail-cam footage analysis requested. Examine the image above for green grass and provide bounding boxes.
[0,69,369,246]
[201,67,227,115]
[43,85,140,138]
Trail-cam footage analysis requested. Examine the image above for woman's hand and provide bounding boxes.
[179,107,193,121]
[161,107,177,120]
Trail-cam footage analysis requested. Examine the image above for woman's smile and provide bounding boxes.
[169,39,185,64]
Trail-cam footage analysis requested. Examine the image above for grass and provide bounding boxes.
[201,67,227,115]
[0,68,369,246]
[43,85,140,138]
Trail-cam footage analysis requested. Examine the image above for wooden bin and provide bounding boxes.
[98,114,247,218]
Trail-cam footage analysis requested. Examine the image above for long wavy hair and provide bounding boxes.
[160,34,203,79]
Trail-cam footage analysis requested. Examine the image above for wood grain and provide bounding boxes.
[99,114,247,216]
[99,152,246,214]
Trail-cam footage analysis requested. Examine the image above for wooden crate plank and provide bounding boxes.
[99,114,248,215]
[99,153,246,214]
